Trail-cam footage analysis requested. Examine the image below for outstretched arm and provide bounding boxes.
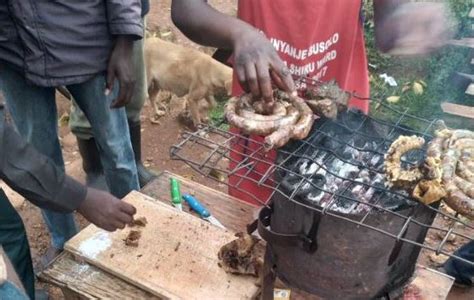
[0,104,136,231]
[374,0,451,54]
[171,0,250,49]
[171,0,295,105]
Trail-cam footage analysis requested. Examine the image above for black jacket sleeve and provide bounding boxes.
[107,0,144,39]
[0,108,87,213]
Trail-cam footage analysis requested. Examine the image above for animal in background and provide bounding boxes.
[145,37,232,128]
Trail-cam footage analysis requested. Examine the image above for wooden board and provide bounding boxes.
[39,252,158,300]
[440,102,474,130]
[40,171,258,299]
[64,191,259,300]
[40,251,460,300]
[441,102,474,119]
[403,265,454,300]
[448,38,474,48]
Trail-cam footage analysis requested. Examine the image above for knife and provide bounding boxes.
[182,194,226,229]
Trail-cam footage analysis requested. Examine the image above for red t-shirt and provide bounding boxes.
[229,0,370,205]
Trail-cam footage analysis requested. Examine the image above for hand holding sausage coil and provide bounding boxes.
[225,92,314,151]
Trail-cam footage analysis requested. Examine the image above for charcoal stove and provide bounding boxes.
[255,109,438,299]
[170,78,474,300]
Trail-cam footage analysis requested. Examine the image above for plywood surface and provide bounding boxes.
[39,252,158,299]
[64,191,259,299]
[441,102,474,119]
[449,38,474,48]
[406,265,454,300]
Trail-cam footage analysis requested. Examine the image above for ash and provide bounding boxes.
[276,109,419,215]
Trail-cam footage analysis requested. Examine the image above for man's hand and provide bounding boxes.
[77,188,137,231]
[375,3,453,55]
[232,28,295,106]
[106,36,136,108]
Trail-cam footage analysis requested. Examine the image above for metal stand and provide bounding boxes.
[261,247,276,300]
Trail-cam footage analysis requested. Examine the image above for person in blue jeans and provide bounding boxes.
[1,247,29,300]
[68,0,156,190]
[0,98,137,299]
[443,241,474,288]
[0,1,143,267]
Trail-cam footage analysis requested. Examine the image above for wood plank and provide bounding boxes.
[466,83,474,96]
[403,265,454,300]
[441,102,474,119]
[448,38,474,48]
[141,171,258,233]
[64,191,259,300]
[39,252,158,299]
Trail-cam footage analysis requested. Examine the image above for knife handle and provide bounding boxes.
[170,178,182,205]
[182,194,210,218]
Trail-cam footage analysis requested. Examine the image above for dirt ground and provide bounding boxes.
[4,0,473,299]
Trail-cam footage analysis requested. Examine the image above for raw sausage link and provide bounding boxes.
[457,161,474,183]
[453,176,474,198]
[225,97,299,136]
[444,181,474,220]
[224,92,314,150]
[264,126,294,150]
[289,94,314,140]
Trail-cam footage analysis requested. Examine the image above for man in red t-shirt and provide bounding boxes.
[171,0,450,205]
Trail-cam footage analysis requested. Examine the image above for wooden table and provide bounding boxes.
[39,171,257,299]
[39,171,454,299]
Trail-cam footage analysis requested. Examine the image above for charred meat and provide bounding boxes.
[217,233,265,277]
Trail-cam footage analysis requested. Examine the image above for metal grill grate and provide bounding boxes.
[170,76,474,266]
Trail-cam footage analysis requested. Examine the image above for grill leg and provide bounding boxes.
[261,247,276,300]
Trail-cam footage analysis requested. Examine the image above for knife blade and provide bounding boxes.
[182,194,226,229]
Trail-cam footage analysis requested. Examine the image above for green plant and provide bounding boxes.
[209,94,230,130]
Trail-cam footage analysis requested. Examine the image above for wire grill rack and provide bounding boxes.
[170,76,474,266]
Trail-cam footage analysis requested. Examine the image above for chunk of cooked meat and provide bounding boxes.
[217,232,265,277]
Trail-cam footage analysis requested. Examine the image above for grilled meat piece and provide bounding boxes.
[217,232,265,277]
[384,135,425,188]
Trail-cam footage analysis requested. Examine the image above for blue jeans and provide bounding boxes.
[444,241,474,286]
[0,63,139,249]
[0,281,29,300]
